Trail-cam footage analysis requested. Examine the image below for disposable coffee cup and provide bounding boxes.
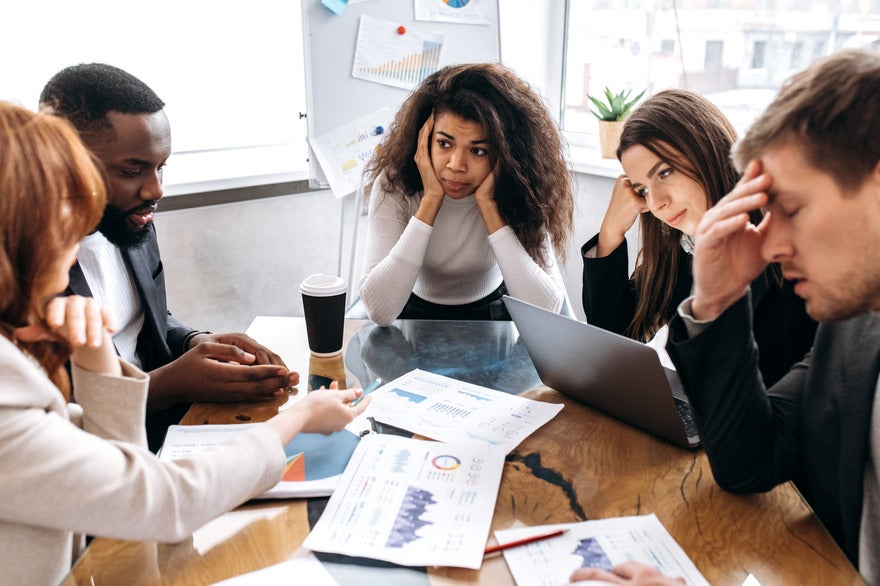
[300,273,347,356]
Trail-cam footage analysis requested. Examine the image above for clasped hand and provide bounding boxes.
[149,332,299,407]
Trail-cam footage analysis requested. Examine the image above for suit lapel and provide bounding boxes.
[67,262,92,297]
[122,242,165,339]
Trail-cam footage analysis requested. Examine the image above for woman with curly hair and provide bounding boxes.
[359,63,574,326]
[581,89,816,385]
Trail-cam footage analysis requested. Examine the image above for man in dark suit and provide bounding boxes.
[40,63,299,452]
[663,48,880,583]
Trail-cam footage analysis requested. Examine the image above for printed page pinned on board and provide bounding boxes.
[308,107,391,198]
[352,14,445,91]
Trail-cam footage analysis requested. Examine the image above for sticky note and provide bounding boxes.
[322,0,347,16]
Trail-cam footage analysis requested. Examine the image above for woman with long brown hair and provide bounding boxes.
[0,102,368,584]
[581,89,815,385]
[359,63,575,326]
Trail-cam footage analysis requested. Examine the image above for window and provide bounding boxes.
[1,1,307,189]
[705,40,724,70]
[751,40,767,69]
[563,0,880,143]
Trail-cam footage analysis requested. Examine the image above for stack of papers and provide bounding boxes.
[161,369,708,581]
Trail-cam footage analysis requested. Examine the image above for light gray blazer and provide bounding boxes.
[0,335,284,584]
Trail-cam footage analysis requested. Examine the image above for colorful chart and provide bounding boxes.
[282,429,360,481]
[432,455,461,470]
[352,15,445,91]
[385,485,438,548]
[357,41,441,87]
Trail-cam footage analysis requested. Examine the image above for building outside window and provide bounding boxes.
[563,0,880,143]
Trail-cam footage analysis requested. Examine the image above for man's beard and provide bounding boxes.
[96,204,153,249]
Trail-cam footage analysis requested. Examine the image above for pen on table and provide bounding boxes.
[351,378,382,407]
[484,528,568,555]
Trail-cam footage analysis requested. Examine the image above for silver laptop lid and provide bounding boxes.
[503,295,699,449]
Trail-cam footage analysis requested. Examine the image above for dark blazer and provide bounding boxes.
[66,223,196,451]
[667,294,880,567]
[581,235,817,386]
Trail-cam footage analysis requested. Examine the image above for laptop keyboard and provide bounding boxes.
[674,398,700,440]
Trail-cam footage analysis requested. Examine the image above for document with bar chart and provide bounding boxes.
[346,369,563,453]
[352,15,445,91]
[496,515,710,586]
[303,433,505,569]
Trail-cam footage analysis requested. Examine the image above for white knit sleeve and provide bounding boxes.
[489,226,566,313]
[359,183,432,326]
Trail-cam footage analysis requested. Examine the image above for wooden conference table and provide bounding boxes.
[64,317,863,586]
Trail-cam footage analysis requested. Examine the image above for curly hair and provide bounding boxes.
[616,89,749,340]
[0,102,107,398]
[363,62,574,265]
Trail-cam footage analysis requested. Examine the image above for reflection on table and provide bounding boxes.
[344,320,539,395]
[62,317,863,586]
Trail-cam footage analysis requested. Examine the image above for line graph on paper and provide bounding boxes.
[353,15,445,91]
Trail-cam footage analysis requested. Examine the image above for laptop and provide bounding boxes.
[502,295,700,449]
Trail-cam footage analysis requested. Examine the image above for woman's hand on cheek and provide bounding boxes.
[475,168,505,234]
[414,114,444,200]
[474,167,497,203]
[597,174,648,257]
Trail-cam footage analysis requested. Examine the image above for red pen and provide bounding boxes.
[484,528,568,554]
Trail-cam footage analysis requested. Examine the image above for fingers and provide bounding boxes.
[418,113,434,146]
[42,296,114,348]
[216,333,287,367]
[475,169,496,200]
[569,568,623,583]
[415,115,433,164]
[697,172,770,243]
[194,341,257,364]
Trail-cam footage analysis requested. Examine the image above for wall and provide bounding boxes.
[155,171,639,333]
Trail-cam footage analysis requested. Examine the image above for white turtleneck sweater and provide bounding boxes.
[359,182,566,326]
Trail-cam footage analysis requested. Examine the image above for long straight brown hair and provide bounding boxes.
[0,102,106,399]
[617,89,753,341]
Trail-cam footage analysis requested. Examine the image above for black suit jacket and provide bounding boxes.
[67,223,196,451]
[581,235,817,386]
[668,294,880,566]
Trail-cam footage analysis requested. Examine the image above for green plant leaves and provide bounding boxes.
[588,87,646,121]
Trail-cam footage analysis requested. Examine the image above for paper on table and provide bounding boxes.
[210,551,337,585]
[303,433,505,569]
[645,324,676,371]
[345,369,563,453]
[159,424,361,498]
[496,514,710,586]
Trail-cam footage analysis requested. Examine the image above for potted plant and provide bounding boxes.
[589,87,645,158]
